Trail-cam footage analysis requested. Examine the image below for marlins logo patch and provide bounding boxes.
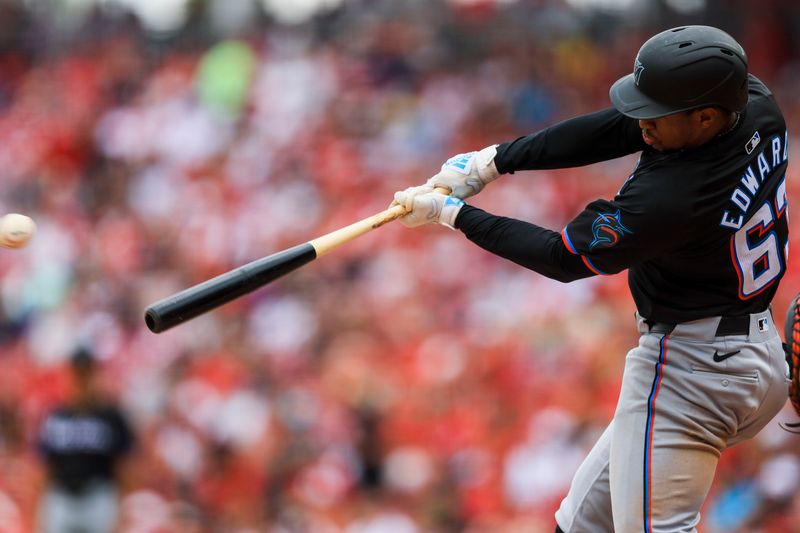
[589,210,632,250]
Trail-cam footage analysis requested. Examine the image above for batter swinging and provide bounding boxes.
[393,26,791,533]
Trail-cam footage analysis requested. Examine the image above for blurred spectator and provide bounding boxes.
[36,348,134,533]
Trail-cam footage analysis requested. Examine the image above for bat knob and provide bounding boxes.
[144,307,163,333]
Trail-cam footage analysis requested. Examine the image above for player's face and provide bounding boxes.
[638,109,716,152]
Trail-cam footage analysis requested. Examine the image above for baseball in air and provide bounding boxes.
[0,213,36,249]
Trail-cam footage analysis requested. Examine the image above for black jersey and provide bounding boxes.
[39,405,134,493]
[455,75,789,324]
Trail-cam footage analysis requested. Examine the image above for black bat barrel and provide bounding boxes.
[144,243,317,333]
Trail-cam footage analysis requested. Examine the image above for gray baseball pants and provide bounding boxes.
[38,481,119,533]
[555,309,789,533]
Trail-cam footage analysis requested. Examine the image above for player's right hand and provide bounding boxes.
[427,144,500,199]
[393,188,464,229]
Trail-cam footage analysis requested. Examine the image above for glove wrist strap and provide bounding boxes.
[477,144,500,183]
[439,197,465,229]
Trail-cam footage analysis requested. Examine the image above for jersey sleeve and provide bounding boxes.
[560,191,685,276]
[111,409,135,456]
[37,413,55,456]
[494,107,645,174]
[454,205,598,283]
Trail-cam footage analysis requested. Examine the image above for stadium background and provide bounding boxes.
[0,0,799,531]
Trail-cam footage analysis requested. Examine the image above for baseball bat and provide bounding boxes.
[144,187,449,333]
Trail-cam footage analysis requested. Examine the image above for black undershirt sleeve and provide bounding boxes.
[494,107,645,173]
[454,205,594,283]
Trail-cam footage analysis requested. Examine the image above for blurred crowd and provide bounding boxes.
[1,0,800,532]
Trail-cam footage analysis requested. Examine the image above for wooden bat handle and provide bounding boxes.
[309,186,451,257]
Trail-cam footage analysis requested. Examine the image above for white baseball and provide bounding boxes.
[0,213,36,249]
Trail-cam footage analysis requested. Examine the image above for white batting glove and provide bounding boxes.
[393,189,465,229]
[389,183,434,209]
[427,145,500,199]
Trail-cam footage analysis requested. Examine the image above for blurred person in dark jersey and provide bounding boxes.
[36,348,134,533]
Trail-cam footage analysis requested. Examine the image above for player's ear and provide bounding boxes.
[692,107,718,129]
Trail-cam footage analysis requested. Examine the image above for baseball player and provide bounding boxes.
[37,348,134,533]
[394,26,790,532]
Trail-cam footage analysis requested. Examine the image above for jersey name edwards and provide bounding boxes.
[720,129,788,230]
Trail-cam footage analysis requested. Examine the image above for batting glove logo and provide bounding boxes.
[589,210,632,250]
[443,152,476,175]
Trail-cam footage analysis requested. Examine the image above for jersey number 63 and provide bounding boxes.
[731,177,788,300]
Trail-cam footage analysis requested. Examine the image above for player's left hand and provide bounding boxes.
[393,188,465,229]
[427,145,500,199]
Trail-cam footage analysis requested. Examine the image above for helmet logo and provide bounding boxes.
[634,58,645,86]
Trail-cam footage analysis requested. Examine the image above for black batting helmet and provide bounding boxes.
[610,25,748,119]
